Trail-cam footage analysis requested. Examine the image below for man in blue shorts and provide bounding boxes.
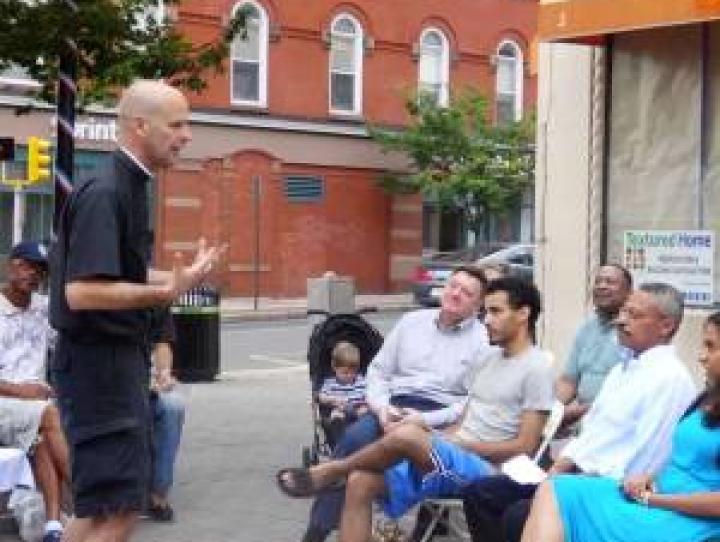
[278,278,554,541]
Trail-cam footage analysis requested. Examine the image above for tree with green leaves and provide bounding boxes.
[0,0,247,105]
[371,91,535,246]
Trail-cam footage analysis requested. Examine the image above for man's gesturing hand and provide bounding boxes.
[163,238,227,301]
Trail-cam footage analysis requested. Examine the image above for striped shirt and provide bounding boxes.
[319,375,367,407]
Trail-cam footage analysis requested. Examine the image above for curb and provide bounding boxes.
[220,303,418,323]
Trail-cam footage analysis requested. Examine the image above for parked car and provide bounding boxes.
[411,244,535,307]
[474,244,534,282]
[411,256,459,307]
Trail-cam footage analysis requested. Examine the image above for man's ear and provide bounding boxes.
[133,117,149,137]
[517,305,530,324]
[473,292,485,312]
[659,315,677,341]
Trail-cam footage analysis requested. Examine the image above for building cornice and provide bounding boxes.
[0,94,393,139]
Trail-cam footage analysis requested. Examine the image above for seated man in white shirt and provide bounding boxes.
[461,282,698,542]
[278,278,556,542]
[1,242,70,542]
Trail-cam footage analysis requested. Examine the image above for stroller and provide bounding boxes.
[302,309,383,467]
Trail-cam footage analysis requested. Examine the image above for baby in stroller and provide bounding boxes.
[318,341,368,447]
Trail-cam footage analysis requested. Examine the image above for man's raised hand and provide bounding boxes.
[163,238,228,302]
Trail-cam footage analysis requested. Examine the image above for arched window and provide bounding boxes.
[329,14,363,114]
[418,28,449,106]
[496,41,523,124]
[230,1,268,107]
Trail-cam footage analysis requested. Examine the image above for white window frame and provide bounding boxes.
[328,13,364,116]
[0,66,41,94]
[417,28,450,107]
[495,40,523,123]
[230,0,269,108]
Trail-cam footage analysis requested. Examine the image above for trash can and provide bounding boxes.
[171,286,220,382]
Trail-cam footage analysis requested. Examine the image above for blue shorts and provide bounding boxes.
[382,435,493,518]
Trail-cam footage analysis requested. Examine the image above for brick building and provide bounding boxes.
[0,0,537,296]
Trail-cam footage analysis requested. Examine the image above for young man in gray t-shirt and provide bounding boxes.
[455,346,554,445]
[277,278,555,541]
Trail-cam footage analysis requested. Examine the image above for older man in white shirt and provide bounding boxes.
[462,282,698,542]
[1,242,69,542]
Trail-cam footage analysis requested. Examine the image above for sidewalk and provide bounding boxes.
[220,293,418,321]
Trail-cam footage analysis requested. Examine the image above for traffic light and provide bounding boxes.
[0,137,14,161]
[27,136,51,183]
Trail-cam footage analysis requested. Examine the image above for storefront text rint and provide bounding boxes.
[624,230,715,306]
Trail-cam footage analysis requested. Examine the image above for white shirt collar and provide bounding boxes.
[622,343,675,371]
[434,310,477,333]
[0,291,15,316]
[120,146,153,179]
[0,291,43,316]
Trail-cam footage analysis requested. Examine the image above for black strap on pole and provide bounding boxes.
[54,0,78,231]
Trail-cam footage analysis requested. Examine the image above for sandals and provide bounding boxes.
[276,467,344,498]
[276,467,318,498]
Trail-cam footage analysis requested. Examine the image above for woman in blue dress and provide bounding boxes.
[522,312,720,542]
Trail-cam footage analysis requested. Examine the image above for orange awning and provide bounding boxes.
[539,0,720,44]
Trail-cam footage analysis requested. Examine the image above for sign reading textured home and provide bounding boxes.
[624,230,715,306]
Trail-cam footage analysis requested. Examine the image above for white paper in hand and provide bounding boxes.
[501,454,547,485]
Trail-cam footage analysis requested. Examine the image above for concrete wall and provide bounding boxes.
[535,42,596,366]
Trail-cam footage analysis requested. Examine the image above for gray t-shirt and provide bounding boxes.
[456,345,555,443]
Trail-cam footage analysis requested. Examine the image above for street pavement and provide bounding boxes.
[139,313,403,542]
[220,293,418,322]
[1,312,406,542]
[135,369,315,542]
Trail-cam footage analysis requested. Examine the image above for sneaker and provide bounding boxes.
[42,530,63,542]
[146,503,175,522]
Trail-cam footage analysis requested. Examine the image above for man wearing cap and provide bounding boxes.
[1,241,69,542]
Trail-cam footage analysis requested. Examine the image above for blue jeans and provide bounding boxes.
[151,390,186,497]
[306,395,445,535]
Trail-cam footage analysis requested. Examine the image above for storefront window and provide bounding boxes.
[606,24,719,305]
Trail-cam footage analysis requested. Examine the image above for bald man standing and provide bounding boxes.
[50,80,222,542]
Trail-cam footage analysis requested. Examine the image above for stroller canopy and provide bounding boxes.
[307,313,383,390]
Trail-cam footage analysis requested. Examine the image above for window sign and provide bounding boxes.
[624,230,715,306]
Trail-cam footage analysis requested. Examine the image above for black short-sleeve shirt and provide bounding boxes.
[50,150,154,342]
[148,307,176,346]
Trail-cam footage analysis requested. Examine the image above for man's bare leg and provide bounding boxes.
[520,481,563,542]
[64,512,139,542]
[32,438,61,522]
[339,471,386,542]
[300,424,435,489]
[39,405,70,482]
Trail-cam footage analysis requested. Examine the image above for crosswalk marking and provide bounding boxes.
[220,365,308,379]
[248,353,305,366]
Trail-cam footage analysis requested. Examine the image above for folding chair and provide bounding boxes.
[415,399,565,542]
[0,448,35,534]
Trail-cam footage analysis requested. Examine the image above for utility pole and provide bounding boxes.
[54,0,79,230]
